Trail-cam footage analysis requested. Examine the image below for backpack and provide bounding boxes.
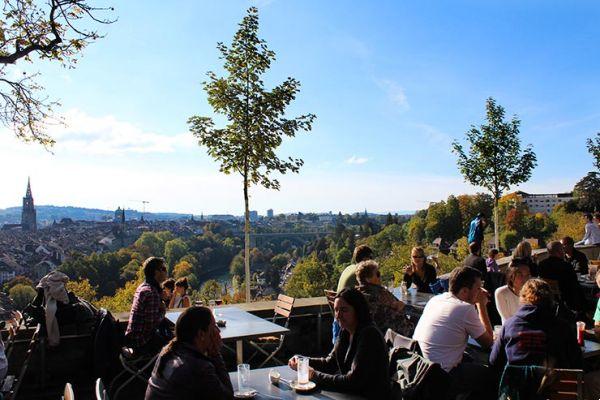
[391,351,450,400]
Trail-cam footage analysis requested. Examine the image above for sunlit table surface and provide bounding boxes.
[229,366,366,399]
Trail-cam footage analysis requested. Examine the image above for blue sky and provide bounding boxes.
[1,0,599,215]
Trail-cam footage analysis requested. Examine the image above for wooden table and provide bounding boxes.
[167,306,289,364]
[229,365,366,399]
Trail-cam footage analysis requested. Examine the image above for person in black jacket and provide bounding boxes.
[403,246,437,293]
[538,241,586,313]
[145,306,233,400]
[463,241,487,278]
[289,288,391,400]
[561,236,589,275]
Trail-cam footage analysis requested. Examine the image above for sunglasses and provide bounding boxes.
[411,255,425,259]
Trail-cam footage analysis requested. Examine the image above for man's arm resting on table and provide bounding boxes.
[474,304,493,348]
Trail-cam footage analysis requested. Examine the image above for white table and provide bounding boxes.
[167,306,289,364]
[468,337,600,359]
[229,366,366,399]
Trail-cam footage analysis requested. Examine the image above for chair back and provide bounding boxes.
[274,294,295,326]
[544,368,584,400]
[63,382,75,400]
[384,328,420,353]
[95,378,108,400]
[323,290,337,313]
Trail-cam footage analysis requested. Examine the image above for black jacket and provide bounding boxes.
[565,249,589,275]
[538,256,586,312]
[145,343,233,400]
[310,323,391,400]
[463,254,487,277]
[403,263,437,293]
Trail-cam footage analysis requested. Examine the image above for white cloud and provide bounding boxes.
[411,123,452,149]
[376,79,409,110]
[45,109,195,156]
[346,156,369,165]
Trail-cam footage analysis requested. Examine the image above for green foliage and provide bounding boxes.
[173,260,193,279]
[134,231,174,257]
[360,224,405,256]
[587,132,600,171]
[285,253,334,298]
[3,275,33,293]
[452,97,537,247]
[229,254,245,277]
[95,271,143,313]
[188,7,315,301]
[164,238,189,270]
[405,215,426,245]
[66,279,97,302]
[500,230,520,251]
[199,280,223,302]
[455,237,470,260]
[423,196,463,244]
[574,172,600,212]
[9,284,37,310]
[335,247,352,266]
[552,206,585,241]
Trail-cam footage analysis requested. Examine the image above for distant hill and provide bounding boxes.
[0,205,193,226]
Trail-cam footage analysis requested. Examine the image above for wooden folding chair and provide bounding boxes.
[324,290,336,314]
[248,294,295,368]
[543,368,584,400]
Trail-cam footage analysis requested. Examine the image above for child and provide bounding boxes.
[486,249,499,273]
[169,277,191,309]
[161,278,175,308]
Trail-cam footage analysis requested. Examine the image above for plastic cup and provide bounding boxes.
[297,356,309,385]
[237,363,250,393]
[493,325,502,340]
[576,321,586,346]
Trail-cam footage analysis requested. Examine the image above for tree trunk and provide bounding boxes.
[494,197,500,250]
[243,175,251,302]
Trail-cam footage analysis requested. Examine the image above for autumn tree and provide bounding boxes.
[188,7,315,301]
[0,0,114,146]
[452,98,537,248]
[9,283,36,309]
[66,278,97,302]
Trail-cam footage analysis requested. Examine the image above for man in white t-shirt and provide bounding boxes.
[413,266,494,399]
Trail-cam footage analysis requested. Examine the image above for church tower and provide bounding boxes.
[21,177,37,232]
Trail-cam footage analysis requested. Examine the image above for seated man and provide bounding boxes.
[355,260,411,336]
[538,241,586,313]
[413,266,494,400]
[490,278,583,370]
[463,241,487,278]
[561,236,589,275]
[336,245,374,292]
[125,257,170,355]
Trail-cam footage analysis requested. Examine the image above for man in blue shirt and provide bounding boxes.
[468,213,486,247]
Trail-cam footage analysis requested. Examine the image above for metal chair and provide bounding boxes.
[248,294,295,368]
[63,382,75,400]
[95,378,108,400]
[109,347,158,400]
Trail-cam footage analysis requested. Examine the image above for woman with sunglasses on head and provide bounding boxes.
[403,246,437,293]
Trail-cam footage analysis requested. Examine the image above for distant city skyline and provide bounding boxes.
[0,1,597,214]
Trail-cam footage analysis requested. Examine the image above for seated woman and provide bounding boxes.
[355,260,411,336]
[169,277,191,309]
[494,259,531,323]
[486,249,500,273]
[403,246,437,293]
[161,278,175,308]
[145,306,233,400]
[289,288,391,400]
[490,279,583,370]
[513,241,538,277]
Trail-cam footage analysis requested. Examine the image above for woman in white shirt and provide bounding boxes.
[169,277,191,309]
[576,213,600,246]
[494,259,531,324]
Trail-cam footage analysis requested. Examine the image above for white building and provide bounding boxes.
[516,191,573,214]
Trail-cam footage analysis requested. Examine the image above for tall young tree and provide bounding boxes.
[0,0,114,146]
[586,132,600,171]
[188,7,315,301]
[452,97,537,248]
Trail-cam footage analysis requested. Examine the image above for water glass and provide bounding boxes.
[237,363,250,393]
[297,356,309,385]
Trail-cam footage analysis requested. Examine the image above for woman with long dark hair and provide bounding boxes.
[145,306,233,400]
[288,288,391,399]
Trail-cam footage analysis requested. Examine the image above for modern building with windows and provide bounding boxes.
[515,191,573,214]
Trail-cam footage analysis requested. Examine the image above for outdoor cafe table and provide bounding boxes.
[229,365,366,400]
[166,306,289,364]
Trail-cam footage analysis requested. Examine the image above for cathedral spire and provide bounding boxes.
[26,176,32,198]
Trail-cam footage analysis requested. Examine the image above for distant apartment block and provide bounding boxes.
[515,191,573,214]
[267,209,274,218]
[249,210,259,222]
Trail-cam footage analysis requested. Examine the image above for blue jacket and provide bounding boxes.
[489,304,582,370]
[468,217,484,244]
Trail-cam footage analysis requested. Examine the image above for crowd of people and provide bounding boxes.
[122,215,600,400]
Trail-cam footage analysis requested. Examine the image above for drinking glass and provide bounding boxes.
[297,356,309,385]
[576,321,586,346]
[237,363,250,393]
